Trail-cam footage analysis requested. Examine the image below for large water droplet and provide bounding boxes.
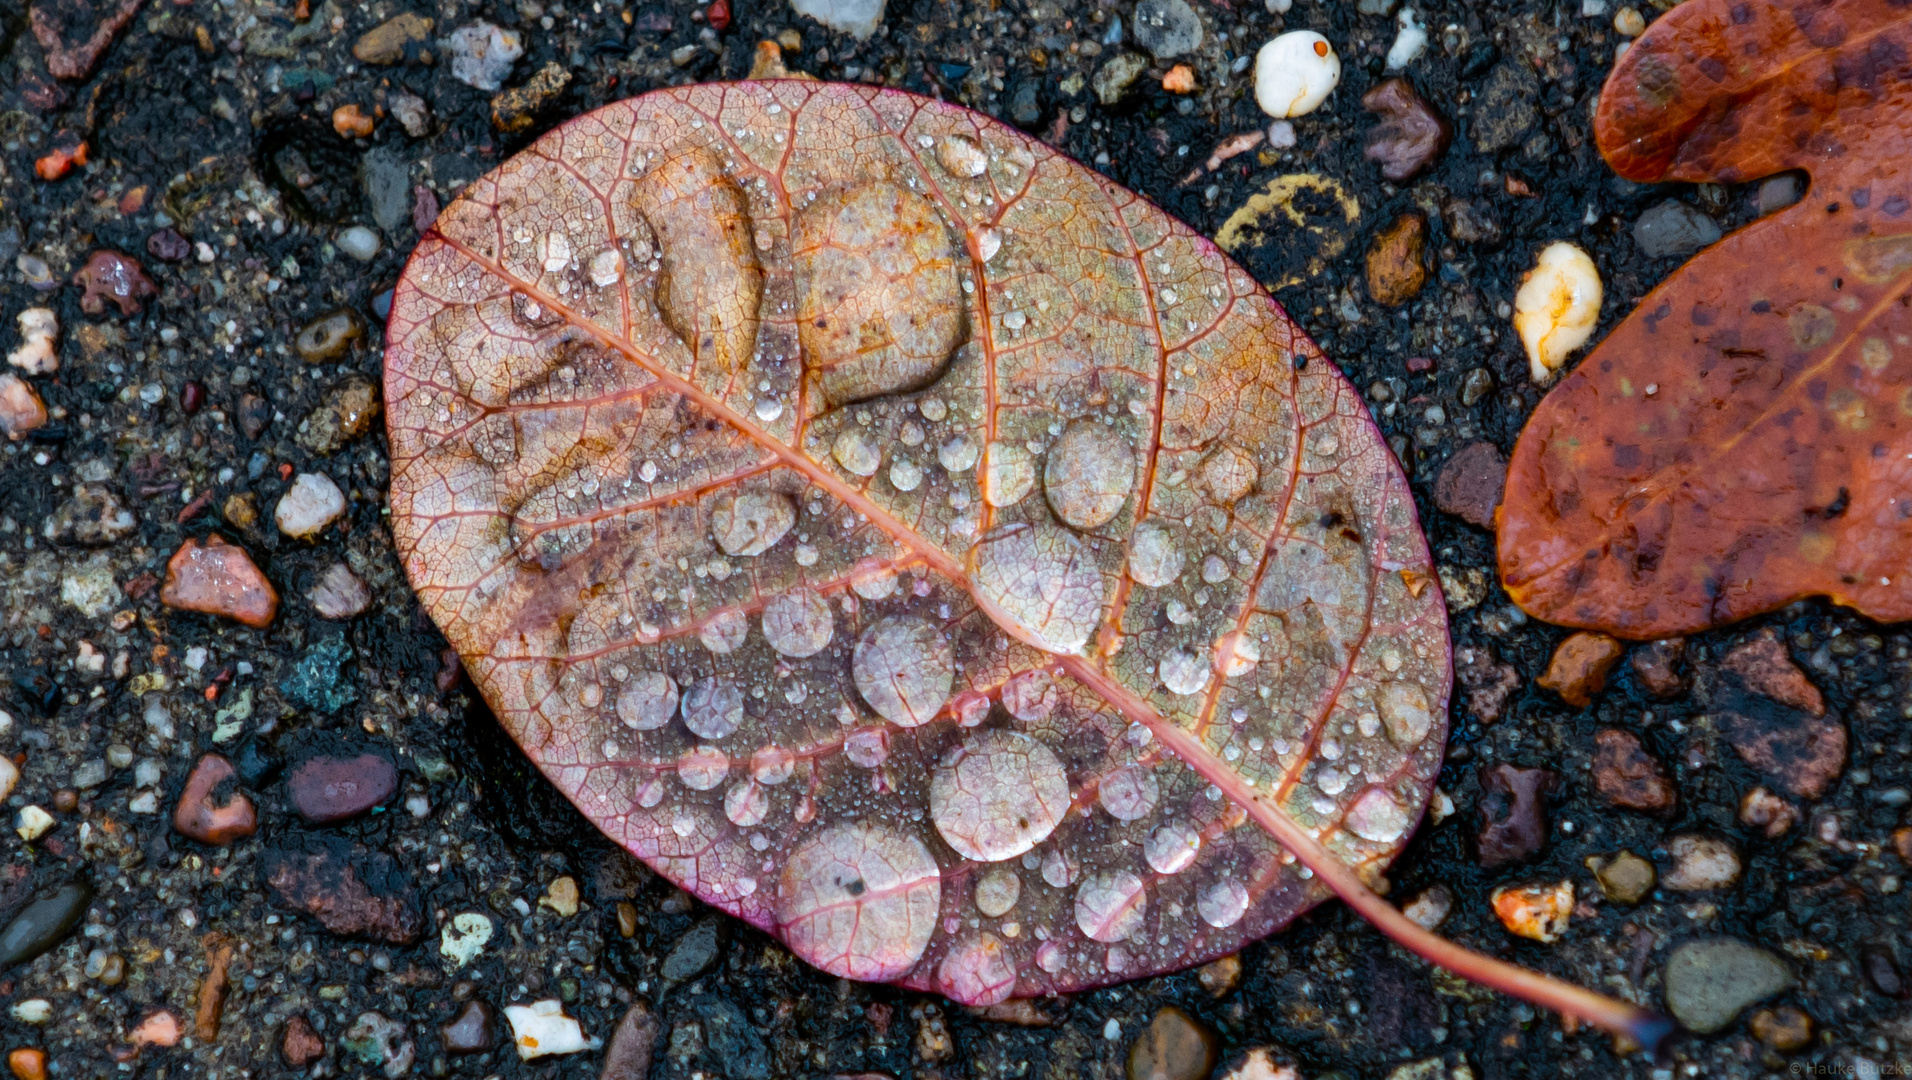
[938,435,978,473]
[1346,785,1412,843]
[677,745,729,790]
[930,729,1072,862]
[1074,871,1148,943]
[938,932,1016,1006]
[844,725,891,768]
[777,821,942,982]
[1198,880,1249,928]
[935,133,989,178]
[1098,764,1160,821]
[853,616,954,728]
[762,588,834,658]
[969,523,1106,655]
[982,443,1036,507]
[1377,682,1434,747]
[682,677,743,739]
[589,248,623,287]
[540,232,572,273]
[833,428,883,476]
[724,780,770,827]
[1041,848,1077,888]
[1127,521,1185,588]
[711,492,796,557]
[1043,422,1135,531]
[1158,648,1210,696]
[700,610,749,654]
[975,868,1022,917]
[1001,669,1057,723]
[1144,821,1202,874]
[615,671,679,731]
[889,457,924,492]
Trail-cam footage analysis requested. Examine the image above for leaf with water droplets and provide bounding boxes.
[386,82,1449,1006]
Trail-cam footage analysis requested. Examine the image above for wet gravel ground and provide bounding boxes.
[0,0,1908,1076]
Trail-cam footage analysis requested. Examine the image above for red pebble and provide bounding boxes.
[708,0,730,31]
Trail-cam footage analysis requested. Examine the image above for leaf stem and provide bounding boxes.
[1060,655,1677,1054]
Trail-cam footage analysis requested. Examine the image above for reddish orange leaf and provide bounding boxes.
[1499,0,1912,638]
[384,82,1661,1040]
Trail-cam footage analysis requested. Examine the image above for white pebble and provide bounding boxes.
[15,805,53,841]
[0,758,18,803]
[505,1000,595,1060]
[9,1000,50,1024]
[1266,120,1297,149]
[6,308,59,375]
[275,472,348,539]
[1386,8,1428,70]
[1513,241,1603,385]
[1254,31,1340,119]
[336,226,381,262]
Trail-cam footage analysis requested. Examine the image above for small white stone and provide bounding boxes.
[505,1000,595,1060]
[0,758,17,803]
[275,472,348,539]
[1513,241,1603,385]
[787,0,886,40]
[6,308,59,374]
[445,20,525,91]
[336,226,381,262]
[1386,8,1427,70]
[9,999,51,1024]
[1254,31,1340,119]
[15,805,53,841]
[440,912,493,967]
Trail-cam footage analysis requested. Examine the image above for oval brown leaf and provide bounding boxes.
[385,82,1448,1003]
[1499,0,1912,638]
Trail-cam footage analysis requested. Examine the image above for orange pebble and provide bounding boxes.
[1162,64,1197,93]
[33,143,86,181]
[9,1048,46,1080]
[332,104,376,139]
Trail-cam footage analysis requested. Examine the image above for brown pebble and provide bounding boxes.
[1365,210,1428,307]
[492,62,572,134]
[1591,729,1676,814]
[238,394,272,440]
[1740,787,1799,838]
[615,900,638,938]
[281,1015,324,1067]
[1196,953,1242,997]
[1362,77,1451,182]
[1454,644,1520,723]
[72,250,157,316]
[1749,1006,1812,1051]
[51,790,77,814]
[1587,850,1656,903]
[294,308,366,364]
[146,228,192,263]
[442,1000,496,1054]
[1716,634,1846,800]
[160,535,279,628]
[1432,441,1507,530]
[1477,763,1556,868]
[971,998,1061,1026]
[173,754,258,845]
[195,934,234,1041]
[265,842,423,943]
[412,185,441,235]
[180,381,205,414]
[352,12,433,64]
[288,753,398,824]
[598,1003,656,1080]
[332,104,375,139]
[1721,628,1824,715]
[221,493,259,531]
[1894,827,1912,863]
[131,1009,181,1048]
[1629,638,1687,698]
[1537,631,1625,707]
[8,1048,45,1080]
[1126,1006,1217,1080]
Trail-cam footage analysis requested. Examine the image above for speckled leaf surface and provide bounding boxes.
[1498,0,1912,638]
[384,81,1449,1003]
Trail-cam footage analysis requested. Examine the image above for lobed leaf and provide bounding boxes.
[383,82,1451,1002]
[1499,0,1912,638]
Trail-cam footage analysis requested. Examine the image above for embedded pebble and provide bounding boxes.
[282,1017,325,1066]
[442,1001,497,1054]
[1125,1006,1218,1080]
[6,308,58,374]
[1663,939,1792,1033]
[446,21,525,91]
[172,754,258,845]
[1132,0,1204,58]
[1537,631,1624,707]
[1587,850,1656,903]
[1254,32,1340,118]
[1490,880,1572,942]
[1661,834,1741,891]
[288,753,399,823]
[0,374,48,440]
[275,472,348,539]
[1513,241,1601,385]
[0,881,93,967]
[787,0,886,40]
[308,561,373,620]
[505,1000,592,1059]
[294,308,366,364]
[336,226,382,262]
[72,251,156,316]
